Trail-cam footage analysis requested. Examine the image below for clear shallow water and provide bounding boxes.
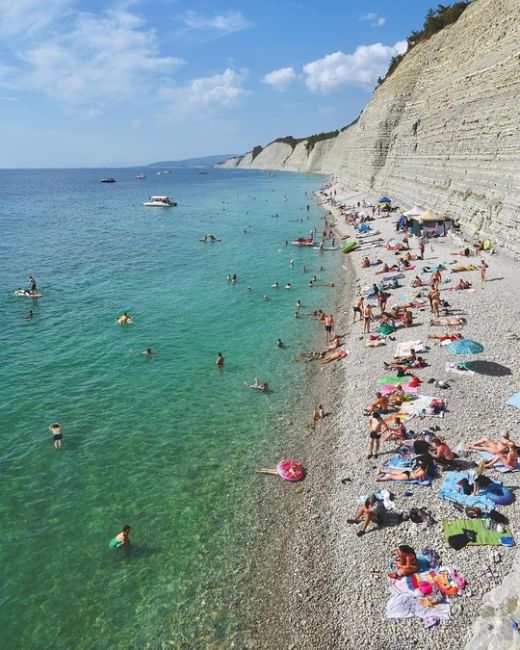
[0,167,336,649]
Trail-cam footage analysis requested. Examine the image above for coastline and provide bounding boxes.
[243,183,520,650]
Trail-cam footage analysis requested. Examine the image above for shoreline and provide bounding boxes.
[244,183,520,649]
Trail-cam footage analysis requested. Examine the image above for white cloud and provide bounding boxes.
[303,41,407,93]
[359,12,386,28]
[11,9,183,111]
[0,0,71,39]
[179,10,252,35]
[157,68,248,122]
[262,67,296,91]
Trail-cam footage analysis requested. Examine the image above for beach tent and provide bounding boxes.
[404,205,424,217]
[410,210,453,237]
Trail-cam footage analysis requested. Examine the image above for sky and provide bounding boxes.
[0,0,440,167]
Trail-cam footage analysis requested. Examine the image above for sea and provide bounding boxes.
[0,167,340,649]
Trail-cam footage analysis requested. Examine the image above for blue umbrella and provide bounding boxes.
[446,339,483,355]
[378,195,391,203]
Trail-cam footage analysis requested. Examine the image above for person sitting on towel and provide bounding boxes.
[428,437,455,466]
[388,545,418,578]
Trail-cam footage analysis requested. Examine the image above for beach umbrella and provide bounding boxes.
[446,339,483,355]
[378,195,391,203]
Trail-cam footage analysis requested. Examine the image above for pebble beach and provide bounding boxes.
[245,184,520,650]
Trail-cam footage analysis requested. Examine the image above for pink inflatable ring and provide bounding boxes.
[276,459,305,481]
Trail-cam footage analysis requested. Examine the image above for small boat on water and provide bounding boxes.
[291,236,314,247]
[136,173,146,179]
[100,177,116,183]
[143,195,177,207]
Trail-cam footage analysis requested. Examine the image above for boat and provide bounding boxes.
[291,237,314,246]
[136,173,146,179]
[100,177,116,183]
[143,195,177,207]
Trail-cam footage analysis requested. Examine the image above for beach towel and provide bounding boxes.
[383,273,405,281]
[400,396,446,418]
[477,451,520,473]
[445,362,475,376]
[451,264,476,273]
[443,519,514,546]
[394,341,429,358]
[379,383,418,395]
[385,592,451,627]
[377,375,413,385]
[436,471,495,512]
[382,411,413,426]
[366,338,386,347]
[506,392,520,409]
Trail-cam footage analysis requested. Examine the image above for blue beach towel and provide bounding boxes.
[436,471,495,512]
[506,392,520,409]
[477,451,520,473]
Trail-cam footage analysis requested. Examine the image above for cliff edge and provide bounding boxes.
[219,0,520,257]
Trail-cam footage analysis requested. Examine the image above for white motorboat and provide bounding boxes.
[136,173,146,179]
[143,195,177,207]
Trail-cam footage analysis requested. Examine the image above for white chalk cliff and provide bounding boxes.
[219,0,520,257]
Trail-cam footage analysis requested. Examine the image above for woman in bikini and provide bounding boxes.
[375,462,428,482]
[362,304,374,334]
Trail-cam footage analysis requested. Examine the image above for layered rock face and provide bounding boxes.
[219,0,520,257]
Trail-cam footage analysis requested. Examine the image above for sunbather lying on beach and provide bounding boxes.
[321,348,347,364]
[451,247,472,257]
[447,278,472,290]
[325,335,344,352]
[427,332,463,342]
[430,317,467,327]
[375,462,428,483]
[347,494,387,537]
[384,356,426,371]
[467,434,518,470]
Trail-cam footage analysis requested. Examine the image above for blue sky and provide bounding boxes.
[0,0,438,167]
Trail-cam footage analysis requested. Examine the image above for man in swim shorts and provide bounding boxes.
[324,313,334,341]
[367,412,389,459]
[109,525,131,550]
[353,296,364,322]
[49,422,62,449]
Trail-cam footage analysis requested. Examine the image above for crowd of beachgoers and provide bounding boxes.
[248,181,520,650]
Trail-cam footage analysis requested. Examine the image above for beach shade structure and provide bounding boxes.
[446,339,484,355]
[378,195,391,204]
[359,223,370,232]
[404,205,424,217]
[342,240,357,253]
[256,459,305,481]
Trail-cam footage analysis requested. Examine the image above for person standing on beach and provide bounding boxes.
[418,238,425,260]
[378,290,389,315]
[362,304,374,334]
[353,296,364,322]
[479,260,488,283]
[324,313,334,341]
[216,352,224,367]
[368,412,389,459]
[431,288,441,318]
[430,269,441,290]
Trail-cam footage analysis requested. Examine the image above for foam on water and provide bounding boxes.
[0,167,336,648]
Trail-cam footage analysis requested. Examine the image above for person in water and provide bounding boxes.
[276,338,284,348]
[25,309,33,319]
[49,422,62,449]
[245,378,268,391]
[216,352,224,367]
[109,525,131,550]
[141,348,154,356]
[29,275,37,292]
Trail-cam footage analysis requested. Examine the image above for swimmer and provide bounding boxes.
[247,286,252,292]
[244,377,269,391]
[118,311,131,325]
[285,282,292,290]
[25,309,33,319]
[216,352,224,367]
[296,300,302,310]
[109,525,132,550]
[289,259,294,267]
[276,338,284,348]
[231,274,237,284]
[49,422,62,449]
[262,294,270,301]
[141,348,154,356]
[272,282,279,289]
[29,275,37,292]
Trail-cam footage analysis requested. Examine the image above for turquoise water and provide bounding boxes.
[0,167,336,649]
